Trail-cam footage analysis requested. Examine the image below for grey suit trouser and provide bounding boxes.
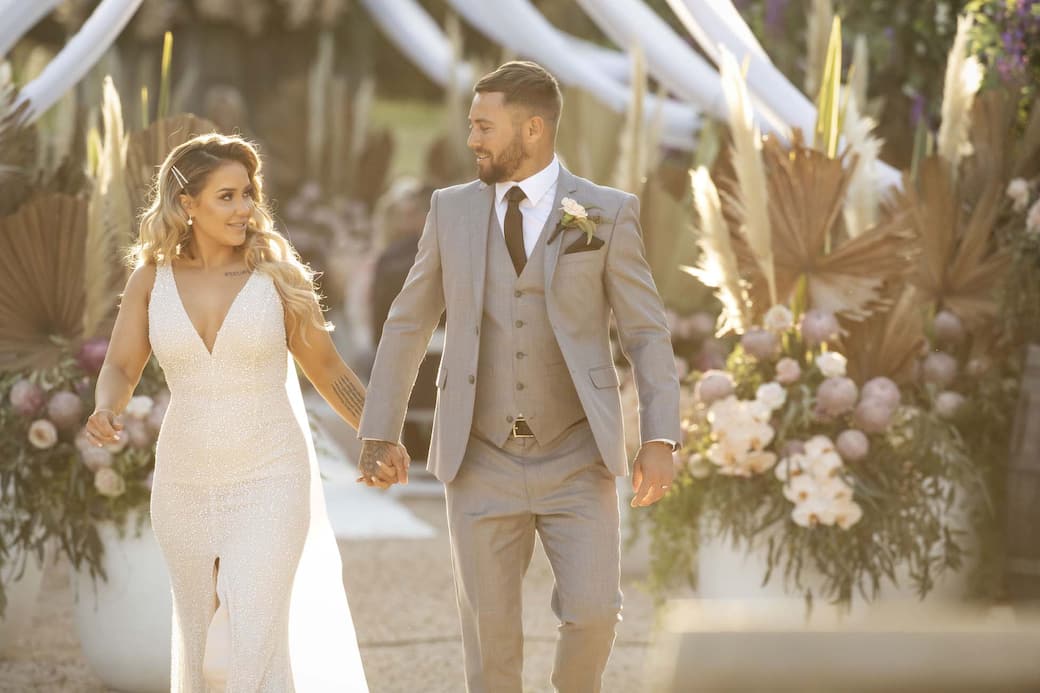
[445,421,623,693]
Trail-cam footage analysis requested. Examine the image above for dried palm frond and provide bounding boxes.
[84,76,132,340]
[962,91,1040,197]
[0,63,37,216]
[719,48,775,304]
[841,285,928,385]
[936,15,983,179]
[613,46,647,194]
[125,113,218,221]
[849,35,870,115]
[307,31,334,183]
[804,0,834,98]
[897,156,1009,330]
[0,195,87,372]
[842,92,883,238]
[684,167,747,334]
[721,135,916,322]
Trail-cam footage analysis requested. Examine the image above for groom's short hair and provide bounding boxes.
[475,61,563,132]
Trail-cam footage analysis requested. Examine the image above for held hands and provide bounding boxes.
[630,441,675,508]
[356,440,411,489]
[84,409,124,448]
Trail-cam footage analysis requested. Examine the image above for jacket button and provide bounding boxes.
[468,375,475,384]
[514,290,522,298]
[506,415,514,422]
[515,320,524,328]
[516,383,525,390]
[516,352,525,359]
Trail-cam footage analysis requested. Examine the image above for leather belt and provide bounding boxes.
[509,417,535,439]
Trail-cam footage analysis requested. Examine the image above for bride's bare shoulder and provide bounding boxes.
[123,263,159,304]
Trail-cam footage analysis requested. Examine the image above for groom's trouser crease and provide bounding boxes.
[445,423,621,693]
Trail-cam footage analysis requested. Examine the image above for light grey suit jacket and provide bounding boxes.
[359,165,681,482]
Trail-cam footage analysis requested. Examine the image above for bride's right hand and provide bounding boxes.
[85,409,124,448]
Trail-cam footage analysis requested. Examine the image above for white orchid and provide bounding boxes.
[815,351,848,378]
[755,382,787,411]
[792,497,838,527]
[782,474,818,504]
[833,500,864,529]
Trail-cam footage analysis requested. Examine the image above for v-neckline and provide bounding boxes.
[169,263,256,357]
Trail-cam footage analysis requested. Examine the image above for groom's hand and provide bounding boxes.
[357,440,409,488]
[631,442,675,507]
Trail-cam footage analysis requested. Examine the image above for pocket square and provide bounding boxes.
[563,235,605,254]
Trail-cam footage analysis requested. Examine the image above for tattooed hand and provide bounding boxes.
[356,439,410,488]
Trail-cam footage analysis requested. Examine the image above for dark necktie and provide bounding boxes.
[504,186,527,275]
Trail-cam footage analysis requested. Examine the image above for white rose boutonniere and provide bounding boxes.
[548,197,603,245]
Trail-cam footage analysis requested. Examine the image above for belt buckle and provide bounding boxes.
[511,417,534,439]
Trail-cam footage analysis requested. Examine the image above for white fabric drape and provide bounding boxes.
[665,0,900,188]
[575,0,789,138]
[356,0,473,91]
[14,0,143,122]
[0,0,62,59]
[444,0,699,149]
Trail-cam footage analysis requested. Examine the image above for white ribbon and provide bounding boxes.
[445,0,700,149]
[14,0,143,122]
[0,0,63,59]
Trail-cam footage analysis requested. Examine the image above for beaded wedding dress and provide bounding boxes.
[147,262,368,691]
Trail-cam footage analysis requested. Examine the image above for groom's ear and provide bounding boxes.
[523,114,547,143]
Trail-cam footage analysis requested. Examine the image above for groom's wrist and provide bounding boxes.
[644,439,678,452]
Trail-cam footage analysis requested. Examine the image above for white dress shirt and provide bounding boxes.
[494,156,560,257]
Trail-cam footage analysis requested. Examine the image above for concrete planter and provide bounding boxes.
[73,510,172,693]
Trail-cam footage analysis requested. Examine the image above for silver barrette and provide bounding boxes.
[170,165,189,189]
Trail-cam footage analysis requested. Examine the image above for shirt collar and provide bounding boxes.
[495,155,560,207]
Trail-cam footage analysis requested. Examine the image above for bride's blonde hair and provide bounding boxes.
[132,133,330,347]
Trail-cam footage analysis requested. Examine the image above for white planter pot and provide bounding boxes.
[696,519,973,614]
[74,509,172,693]
[0,545,48,654]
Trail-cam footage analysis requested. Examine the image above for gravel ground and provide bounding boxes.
[0,495,662,693]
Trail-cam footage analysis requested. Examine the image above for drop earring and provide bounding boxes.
[187,217,194,227]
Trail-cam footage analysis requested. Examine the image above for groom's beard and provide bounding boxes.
[475,134,526,184]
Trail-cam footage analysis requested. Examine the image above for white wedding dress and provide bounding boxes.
[147,262,368,691]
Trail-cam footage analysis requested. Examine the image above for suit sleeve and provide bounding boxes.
[359,190,446,442]
[603,193,682,445]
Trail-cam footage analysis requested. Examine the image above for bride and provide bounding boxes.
[84,133,407,691]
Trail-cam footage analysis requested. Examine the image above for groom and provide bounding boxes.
[358,61,680,693]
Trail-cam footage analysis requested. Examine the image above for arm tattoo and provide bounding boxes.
[359,440,395,478]
[331,374,365,419]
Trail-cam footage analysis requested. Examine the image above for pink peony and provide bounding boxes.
[125,419,155,450]
[80,446,114,472]
[781,439,806,458]
[695,370,735,405]
[9,379,45,417]
[861,377,901,409]
[75,337,109,376]
[799,309,841,347]
[775,357,802,385]
[836,429,870,462]
[94,468,126,498]
[741,328,780,360]
[935,391,966,420]
[815,377,859,418]
[965,357,991,378]
[932,310,965,345]
[47,391,84,431]
[28,419,58,449]
[853,399,896,433]
[692,339,727,372]
[687,312,717,341]
[921,352,958,388]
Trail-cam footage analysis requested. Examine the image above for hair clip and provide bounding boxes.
[170,165,189,190]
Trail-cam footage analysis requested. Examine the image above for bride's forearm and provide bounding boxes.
[93,362,138,415]
[313,364,366,430]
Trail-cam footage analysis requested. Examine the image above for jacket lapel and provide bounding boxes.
[543,166,579,290]
[468,182,495,316]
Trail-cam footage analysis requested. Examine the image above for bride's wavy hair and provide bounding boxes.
[132,133,330,347]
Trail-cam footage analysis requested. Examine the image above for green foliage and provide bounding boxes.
[0,354,165,617]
